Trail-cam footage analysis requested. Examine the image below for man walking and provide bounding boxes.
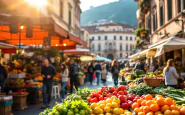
[94,62,102,85]
[69,60,79,93]
[0,63,7,93]
[41,59,56,108]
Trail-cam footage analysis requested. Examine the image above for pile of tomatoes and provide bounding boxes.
[87,86,141,110]
[132,94,185,115]
[90,96,132,115]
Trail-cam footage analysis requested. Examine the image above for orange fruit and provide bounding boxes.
[164,97,173,106]
[141,100,146,106]
[111,102,118,108]
[155,95,164,98]
[146,112,154,115]
[146,100,155,106]
[172,110,180,115]
[105,113,111,115]
[138,112,146,115]
[170,105,178,111]
[164,110,172,115]
[143,106,150,113]
[150,104,159,112]
[132,102,139,110]
[161,105,170,113]
[154,111,162,115]
[134,108,140,114]
[180,107,185,115]
[104,106,111,113]
[137,99,143,105]
[145,94,153,100]
[156,98,165,106]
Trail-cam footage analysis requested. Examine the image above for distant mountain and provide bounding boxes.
[81,0,138,27]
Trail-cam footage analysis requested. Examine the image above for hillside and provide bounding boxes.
[81,0,138,26]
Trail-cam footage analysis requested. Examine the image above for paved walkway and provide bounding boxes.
[13,73,114,115]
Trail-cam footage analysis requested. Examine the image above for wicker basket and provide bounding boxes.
[0,99,13,115]
[144,78,162,87]
[13,94,28,110]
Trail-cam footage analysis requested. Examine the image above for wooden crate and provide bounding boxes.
[27,89,43,104]
[144,78,162,87]
[13,94,28,110]
[0,100,13,115]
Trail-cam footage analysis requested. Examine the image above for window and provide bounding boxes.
[130,37,132,41]
[98,44,101,51]
[177,0,182,13]
[120,53,122,58]
[120,44,122,51]
[160,2,165,26]
[92,37,94,40]
[120,36,122,40]
[114,36,116,40]
[126,44,128,51]
[126,36,128,41]
[167,0,173,20]
[98,36,101,40]
[130,44,132,51]
[68,6,72,26]
[105,36,107,40]
[91,44,94,51]
[153,7,158,32]
[147,16,151,34]
[60,1,63,18]
[109,43,112,50]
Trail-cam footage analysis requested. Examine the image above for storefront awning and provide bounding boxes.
[149,37,185,57]
[0,42,17,53]
[63,48,90,55]
[129,49,149,59]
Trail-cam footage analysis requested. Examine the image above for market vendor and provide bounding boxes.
[0,62,8,93]
[41,59,56,108]
[163,59,179,88]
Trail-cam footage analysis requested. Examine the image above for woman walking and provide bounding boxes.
[163,59,179,88]
[101,63,107,85]
[60,64,69,101]
[111,60,119,86]
[88,62,94,85]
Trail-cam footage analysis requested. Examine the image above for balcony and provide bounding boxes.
[104,49,117,52]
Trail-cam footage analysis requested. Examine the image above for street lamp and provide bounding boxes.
[174,12,185,32]
[61,43,66,62]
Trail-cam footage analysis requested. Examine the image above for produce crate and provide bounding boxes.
[27,89,43,104]
[13,94,28,110]
[144,78,162,87]
[0,99,13,115]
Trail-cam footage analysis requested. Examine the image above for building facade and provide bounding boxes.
[84,23,136,60]
[80,28,90,48]
[134,0,185,66]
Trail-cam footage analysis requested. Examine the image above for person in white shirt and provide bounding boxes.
[163,59,179,88]
[60,64,69,100]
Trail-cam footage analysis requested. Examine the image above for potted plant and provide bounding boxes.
[140,0,150,14]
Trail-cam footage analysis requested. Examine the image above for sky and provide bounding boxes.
[80,0,119,12]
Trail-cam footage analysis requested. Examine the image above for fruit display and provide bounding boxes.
[90,97,132,115]
[40,98,90,115]
[34,76,43,81]
[119,69,128,77]
[131,94,185,115]
[25,81,43,88]
[76,87,92,100]
[9,69,23,74]
[6,78,25,87]
[12,89,28,96]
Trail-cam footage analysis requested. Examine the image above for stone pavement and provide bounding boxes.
[13,73,114,115]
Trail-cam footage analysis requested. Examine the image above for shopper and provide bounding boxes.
[111,60,119,86]
[60,64,69,101]
[94,62,102,85]
[88,62,94,85]
[0,63,7,93]
[154,60,159,72]
[41,59,56,108]
[134,59,145,72]
[101,63,107,85]
[69,60,79,93]
[163,59,179,88]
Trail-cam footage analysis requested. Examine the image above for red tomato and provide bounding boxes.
[99,95,104,101]
[124,90,128,95]
[121,103,129,109]
[112,91,117,95]
[91,97,98,103]
[109,87,115,93]
[118,95,126,103]
[106,93,112,98]
[118,85,126,91]
[87,97,91,102]
[118,91,124,95]
[127,101,133,107]
[102,91,107,96]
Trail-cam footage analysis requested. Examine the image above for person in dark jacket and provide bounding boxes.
[111,60,120,86]
[134,59,146,72]
[88,62,94,85]
[41,59,56,108]
[0,63,7,93]
[69,60,79,93]
[94,62,102,85]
